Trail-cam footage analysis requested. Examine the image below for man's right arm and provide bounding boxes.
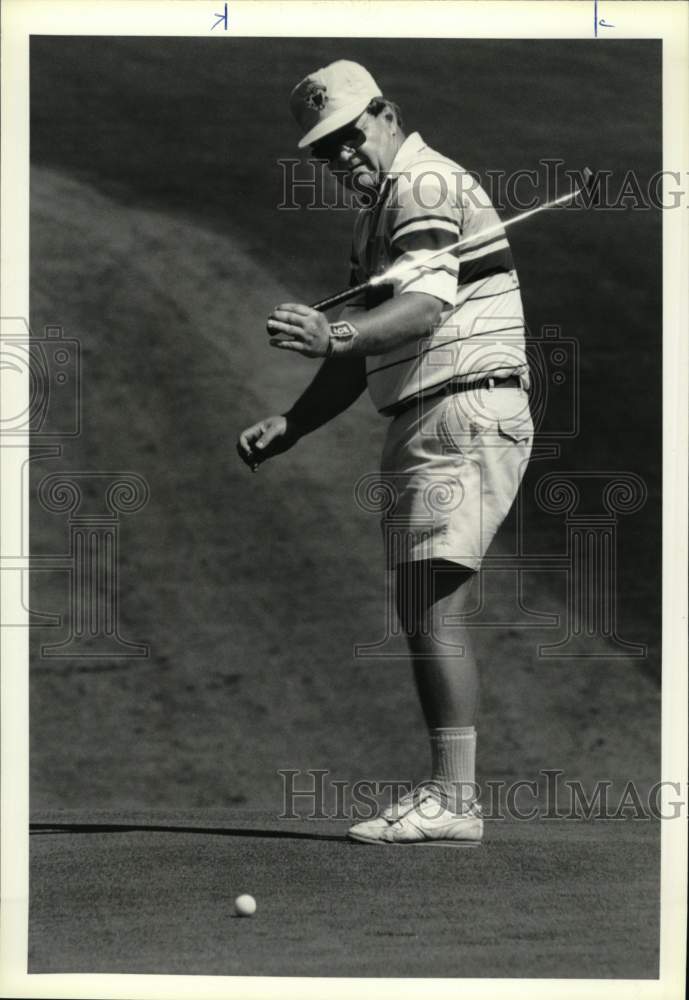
[285,353,367,436]
[236,353,366,471]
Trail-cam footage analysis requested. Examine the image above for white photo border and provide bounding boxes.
[1,2,687,998]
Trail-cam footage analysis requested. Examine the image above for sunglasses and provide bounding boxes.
[311,124,367,162]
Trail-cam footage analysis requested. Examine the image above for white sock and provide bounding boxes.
[429,726,477,812]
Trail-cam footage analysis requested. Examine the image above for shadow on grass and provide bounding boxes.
[29,821,347,842]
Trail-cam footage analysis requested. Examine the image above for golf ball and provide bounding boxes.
[234,893,257,917]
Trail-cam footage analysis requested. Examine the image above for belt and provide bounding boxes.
[381,374,524,419]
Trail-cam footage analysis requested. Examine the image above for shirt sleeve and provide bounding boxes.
[387,169,461,307]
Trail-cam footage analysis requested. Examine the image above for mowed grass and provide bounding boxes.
[29,815,659,977]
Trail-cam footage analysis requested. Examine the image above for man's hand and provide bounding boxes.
[236,415,301,472]
[267,303,331,358]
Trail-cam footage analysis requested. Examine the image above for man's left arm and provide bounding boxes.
[266,291,444,359]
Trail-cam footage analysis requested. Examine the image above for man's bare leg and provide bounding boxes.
[395,558,479,811]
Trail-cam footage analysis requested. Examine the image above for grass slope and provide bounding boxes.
[30,166,659,812]
[28,36,662,654]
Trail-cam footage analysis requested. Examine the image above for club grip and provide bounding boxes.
[310,280,370,313]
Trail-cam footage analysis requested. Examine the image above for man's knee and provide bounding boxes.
[394,559,476,634]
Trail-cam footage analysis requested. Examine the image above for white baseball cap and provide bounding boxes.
[289,60,382,149]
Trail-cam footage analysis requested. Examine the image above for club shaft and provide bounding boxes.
[311,281,371,312]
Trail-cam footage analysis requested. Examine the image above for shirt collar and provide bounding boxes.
[363,133,427,210]
[385,131,427,177]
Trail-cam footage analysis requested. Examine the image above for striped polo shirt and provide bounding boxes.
[348,132,528,413]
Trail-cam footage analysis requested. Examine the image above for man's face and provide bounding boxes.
[311,108,399,193]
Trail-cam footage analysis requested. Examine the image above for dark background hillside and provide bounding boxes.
[29,37,661,813]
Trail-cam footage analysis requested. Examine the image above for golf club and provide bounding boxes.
[311,167,595,312]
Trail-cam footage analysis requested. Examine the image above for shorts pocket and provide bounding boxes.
[438,395,488,453]
[497,413,532,444]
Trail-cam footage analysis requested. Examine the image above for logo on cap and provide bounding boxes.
[290,60,382,148]
[304,80,328,111]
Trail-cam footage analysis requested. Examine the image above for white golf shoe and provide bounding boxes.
[347,786,483,845]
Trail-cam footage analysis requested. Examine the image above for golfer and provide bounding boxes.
[237,60,533,844]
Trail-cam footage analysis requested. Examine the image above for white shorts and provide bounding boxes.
[379,385,533,571]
